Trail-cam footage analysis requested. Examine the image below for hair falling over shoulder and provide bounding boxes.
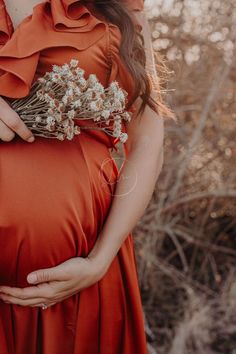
[83,0,175,120]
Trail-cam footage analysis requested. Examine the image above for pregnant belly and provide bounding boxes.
[0,134,117,287]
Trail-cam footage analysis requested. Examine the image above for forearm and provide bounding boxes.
[88,136,164,273]
[87,7,165,274]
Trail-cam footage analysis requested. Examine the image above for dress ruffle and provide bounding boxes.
[0,0,138,149]
[0,0,14,45]
[0,0,107,98]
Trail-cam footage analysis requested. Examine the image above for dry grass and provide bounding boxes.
[113,1,236,352]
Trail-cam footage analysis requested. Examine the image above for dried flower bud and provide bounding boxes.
[35,116,42,123]
[70,59,79,68]
[119,132,128,143]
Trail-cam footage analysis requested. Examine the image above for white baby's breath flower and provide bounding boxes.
[45,82,53,90]
[62,95,68,105]
[62,119,70,128]
[113,130,121,138]
[114,119,122,128]
[66,88,74,97]
[46,124,54,132]
[35,116,42,123]
[36,91,44,100]
[55,113,63,122]
[113,99,123,111]
[70,59,79,68]
[94,83,105,93]
[57,133,65,141]
[67,81,76,89]
[67,109,76,119]
[113,119,122,137]
[51,73,61,83]
[74,87,82,96]
[62,63,70,72]
[115,89,126,102]
[85,90,94,100]
[52,64,61,73]
[75,68,85,77]
[65,71,74,80]
[44,94,56,105]
[37,77,47,84]
[78,78,87,88]
[90,101,100,112]
[109,81,119,92]
[58,102,65,112]
[72,99,82,108]
[66,130,74,141]
[101,110,110,119]
[88,74,98,86]
[49,100,56,108]
[46,116,56,125]
[47,108,54,115]
[93,115,101,122]
[74,125,81,135]
[122,111,132,122]
[119,132,128,143]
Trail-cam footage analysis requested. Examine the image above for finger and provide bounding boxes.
[32,290,79,307]
[0,285,42,299]
[0,293,48,307]
[0,120,15,142]
[0,100,35,142]
[0,282,62,300]
[27,266,67,285]
[32,302,57,308]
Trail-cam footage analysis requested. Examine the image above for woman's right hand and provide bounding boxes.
[0,96,35,142]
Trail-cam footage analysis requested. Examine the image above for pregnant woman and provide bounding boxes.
[0,0,172,353]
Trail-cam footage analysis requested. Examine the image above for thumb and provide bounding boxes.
[27,266,60,284]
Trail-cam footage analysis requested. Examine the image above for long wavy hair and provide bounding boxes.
[85,0,175,119]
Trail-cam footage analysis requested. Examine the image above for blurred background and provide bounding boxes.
[127,0,236,353]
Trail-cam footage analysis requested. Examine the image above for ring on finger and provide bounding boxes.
[41,303,48,310]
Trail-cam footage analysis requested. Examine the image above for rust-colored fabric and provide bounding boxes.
[0,1,148,354]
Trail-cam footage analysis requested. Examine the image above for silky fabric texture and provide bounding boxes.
[0,0,148,354]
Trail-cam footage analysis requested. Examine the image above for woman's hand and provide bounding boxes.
[0,257,107,308]
[0,96,35,142]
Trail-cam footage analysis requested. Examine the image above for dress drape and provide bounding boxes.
[0,0,148,353]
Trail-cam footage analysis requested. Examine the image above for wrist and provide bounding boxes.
[87,246,115,279]
[87,254,109,280]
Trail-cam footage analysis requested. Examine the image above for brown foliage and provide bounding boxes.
[123,0,236,352]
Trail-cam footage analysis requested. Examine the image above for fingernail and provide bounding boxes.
[27,273,37,283]
[28,136,35,143]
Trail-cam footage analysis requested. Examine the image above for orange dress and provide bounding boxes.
[0,0,148,354]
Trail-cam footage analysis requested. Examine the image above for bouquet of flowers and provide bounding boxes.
[6,59,131,143]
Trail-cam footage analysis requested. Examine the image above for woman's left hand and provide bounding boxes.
[0,257,107,308]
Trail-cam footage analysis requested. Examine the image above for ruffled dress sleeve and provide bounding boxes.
[0,0,106,98]
[0,0,138,150]
[0,0,14,48]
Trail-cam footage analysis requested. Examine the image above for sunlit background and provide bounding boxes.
[131,1,236,353]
